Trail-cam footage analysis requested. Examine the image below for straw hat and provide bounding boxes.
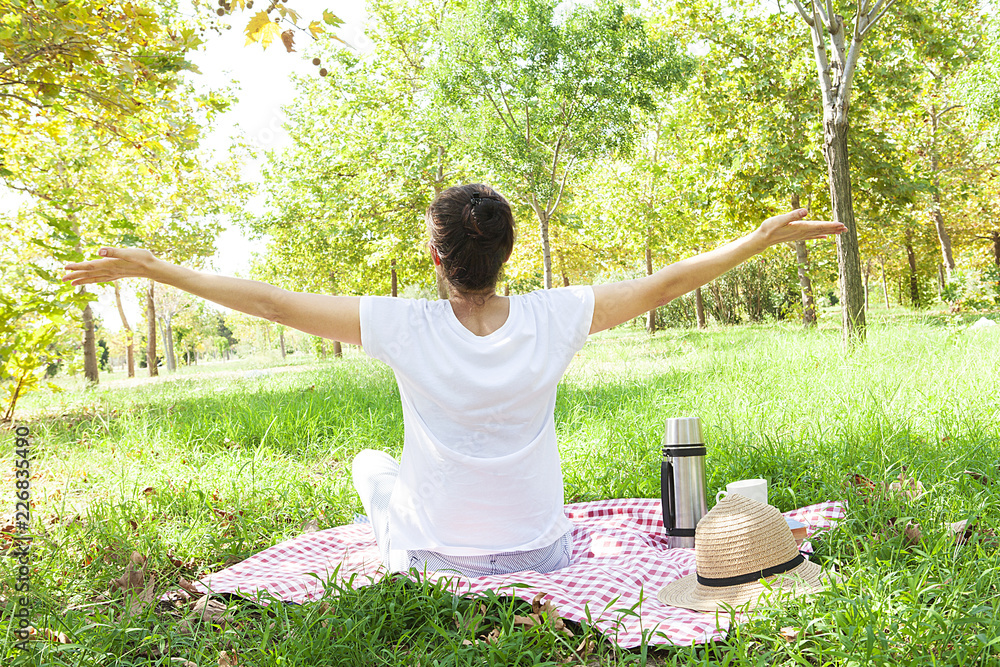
[657,493,833,613]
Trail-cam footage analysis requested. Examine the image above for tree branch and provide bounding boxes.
[481,88,515,135]
[0,91,47,108]
[837,25,865,112]
[830,14,848,71]
[496,85,520,136]
[860,0,896,37]
[807,8,836,109]
[547,153,577,218]
[825,0,838,31]
[815,0,831,28]
[790,0,814,25]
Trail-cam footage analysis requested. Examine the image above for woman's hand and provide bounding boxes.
[754,209,847,247]
[63,247,159,286]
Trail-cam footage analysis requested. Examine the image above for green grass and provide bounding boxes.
[3,311,1000,665]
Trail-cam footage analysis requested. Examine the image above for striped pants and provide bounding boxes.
[351,449,573,578]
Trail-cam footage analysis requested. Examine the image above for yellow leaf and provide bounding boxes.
[284,6,301,24]
[308,20,324,38]
[322,10,344,27]
[256,21,282,49]
[243,10,271,41]
[230,0,245,8]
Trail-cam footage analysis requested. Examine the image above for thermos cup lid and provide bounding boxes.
[662,417,704,447]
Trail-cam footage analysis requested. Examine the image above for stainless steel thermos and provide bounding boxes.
[660,417,709,548]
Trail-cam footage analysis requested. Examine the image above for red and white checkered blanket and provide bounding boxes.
[188,499,845,648]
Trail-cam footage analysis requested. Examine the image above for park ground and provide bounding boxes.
[2,307,999,666]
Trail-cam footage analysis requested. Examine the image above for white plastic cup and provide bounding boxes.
[715,478,768,505]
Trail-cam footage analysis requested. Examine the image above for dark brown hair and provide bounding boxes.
[428,183,515,293]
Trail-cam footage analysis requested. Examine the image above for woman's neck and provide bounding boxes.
[448,288,510,337]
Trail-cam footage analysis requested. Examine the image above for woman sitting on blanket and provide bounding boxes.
[63,184,844,578]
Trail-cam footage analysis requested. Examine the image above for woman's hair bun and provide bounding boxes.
[429,184,515,292]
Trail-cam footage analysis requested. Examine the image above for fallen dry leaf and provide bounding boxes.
[889,468,926,501]
[128,575,157,615]
[903,522,922,546]
[513,614,539,628]
[949,519,998,547]
[111,552,147,595]
[178,596,234,635]
[25,626,70,643]
[218,651,238,667]
[482,627,500,645]
[780,626,801,642]
[962,470,990,484]
[845,473,878,503]
[142,486,157,497]
[299,518,319,534]
[529,592,573,637]
[950,520,971,546]
[178,577,204,599]
[574,636,596,658]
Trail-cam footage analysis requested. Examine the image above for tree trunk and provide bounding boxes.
[695,286,706,329]
[880,256,890,309]
[645,235,656,333]
[795,241,817,327]
[992,231,1000,266]
[538,208,553,289]
[164,318,177,372]
[81,296,99,383]
[791,193,816,328]
[391,259,398,297]
[279,328,286,359]
[333,341,342,358]
[929,110,956,281]
[864,258,872,312]
[113,282,135,378]
[904,229,920,307]
[146,280,158,377]
[528,198,554,289]
[70,220,98,384]
[504,283,510,297]
[158,319,170,370]
[931,202,955,281]
[823,118,866,346]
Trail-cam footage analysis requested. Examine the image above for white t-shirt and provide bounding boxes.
[359,286,595,556]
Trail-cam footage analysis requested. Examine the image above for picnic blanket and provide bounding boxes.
[187,498,845,648]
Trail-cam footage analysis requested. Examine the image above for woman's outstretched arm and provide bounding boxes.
[589,209,846,334]
[63,247,362,345]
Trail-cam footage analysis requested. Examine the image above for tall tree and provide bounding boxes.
[789,0,898,345]
[436,0,692,288]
